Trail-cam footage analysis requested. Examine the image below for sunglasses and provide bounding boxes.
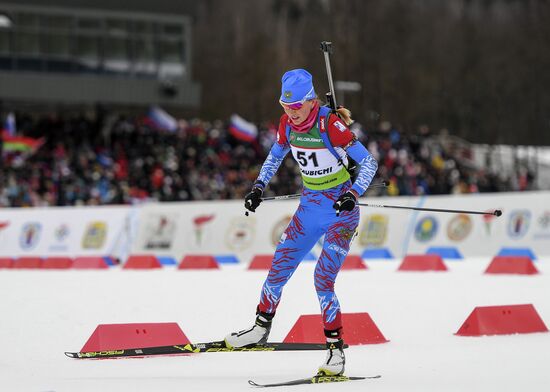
[279,99,306,110]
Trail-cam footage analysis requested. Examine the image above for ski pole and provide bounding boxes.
[356,202,502,217]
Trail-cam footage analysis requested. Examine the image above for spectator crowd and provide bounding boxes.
[0,110,536,208]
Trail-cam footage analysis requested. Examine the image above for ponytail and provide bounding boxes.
[314,98,354,126]
[336,107,354,126]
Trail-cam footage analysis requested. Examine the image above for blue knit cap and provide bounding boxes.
[280,69,316,104]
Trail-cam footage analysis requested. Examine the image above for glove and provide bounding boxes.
[244,187,263,213]
[333,191,357,216]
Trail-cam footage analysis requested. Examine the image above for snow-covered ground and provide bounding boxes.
[1,257,549,392]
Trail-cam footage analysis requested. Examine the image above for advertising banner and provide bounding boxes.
[132,191,550,261]
[0,205,131,258]
[1,191,548,261]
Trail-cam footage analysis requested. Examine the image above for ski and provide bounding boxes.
[248,374,381,388]
[65,341,337,359]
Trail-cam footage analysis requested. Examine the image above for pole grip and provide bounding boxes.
[320,41,333,54]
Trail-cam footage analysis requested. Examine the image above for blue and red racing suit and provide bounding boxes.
[254,110,378,336]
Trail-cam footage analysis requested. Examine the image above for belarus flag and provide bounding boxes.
[229,114,258,142]
[2,113,44,154]
[1,132,45,154]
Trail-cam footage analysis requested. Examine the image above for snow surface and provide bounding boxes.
[1,258,549,392]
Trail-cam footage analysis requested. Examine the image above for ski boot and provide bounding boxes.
[224,309,274,348]
[318,338,345,376]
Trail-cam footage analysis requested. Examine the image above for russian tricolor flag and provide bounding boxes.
[146,106,178,132]
[3,112,16,137]
[229,114,258,142]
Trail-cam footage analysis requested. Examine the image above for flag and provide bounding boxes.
[3,112,16,137]
[146,106,178,132]
[229,114,258,142]
[1,133,45,154]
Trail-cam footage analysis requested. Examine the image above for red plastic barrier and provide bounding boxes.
[0,257,14,268]
[341,255,367,270]
[484,256,538,275]
[178,255,219,269]
[42,257,73,269]
[72,256,109,269]
[248,255,273,270]
[456,304,548,336]
[123,255,162,269]
[81,322,191,352]
[104,256,120,266]
[283,313,388,345]
[14,257,42,269]
[398,254,447,271]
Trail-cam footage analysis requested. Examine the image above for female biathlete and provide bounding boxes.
[225,69,378,376]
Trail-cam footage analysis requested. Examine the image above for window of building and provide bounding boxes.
[132,35,157,76]
[14,31,40,55]
[158,35,184,77]
[0,6,190,79]
[104,37,130,73]
[41,14,72,31]
[42,33,71,57]
[0,29,10,54]
[16,12,39,29]
[134,20,154,36]
[162,23,183,36]
[77,17,102,32]
[75,34,100,71]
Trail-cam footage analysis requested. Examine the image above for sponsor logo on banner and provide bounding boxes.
[446,214,472,242]
[19,222,42,250]
[82,221,107,249]
[358,214,388,246]
[55,224,69,241]
[144,214,177,249]
[533,211,550,240]
[482,210,498,236]
[507,210,531,239]
[225,217,255,251]
[271,215,292,247]
[193,215,215,247]
[414,216,438,242]
[0,221,10,248]
[49,223,70,251]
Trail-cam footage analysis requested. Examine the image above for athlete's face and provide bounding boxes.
[281,100,315,125]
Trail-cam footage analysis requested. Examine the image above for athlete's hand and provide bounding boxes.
[333,191,357,216]
[244,187,263,213]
